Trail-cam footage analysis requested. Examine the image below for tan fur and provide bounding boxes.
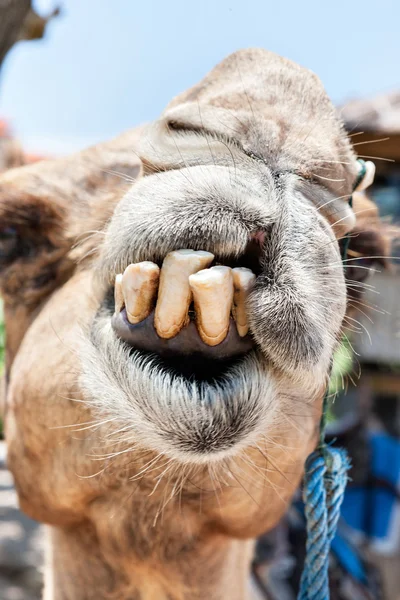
[0,49,388,599]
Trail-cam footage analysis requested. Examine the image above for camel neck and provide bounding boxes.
[44,523,255,600]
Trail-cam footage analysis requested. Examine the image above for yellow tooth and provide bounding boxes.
[154,250,214,339]
[232,267,256,337]
[122,262,160,324]
[114,273,124,313]
[189,266,233,346]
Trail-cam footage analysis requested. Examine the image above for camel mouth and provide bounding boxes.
[83,246,280,462]
[109,247,259,383]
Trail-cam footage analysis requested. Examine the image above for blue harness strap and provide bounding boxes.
[297,160,367,600]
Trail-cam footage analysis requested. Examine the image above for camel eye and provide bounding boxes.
[0,226,19,262]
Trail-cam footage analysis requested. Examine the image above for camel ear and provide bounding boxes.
[0,129,143,305]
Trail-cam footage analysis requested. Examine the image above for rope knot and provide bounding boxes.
[298,445,350,600]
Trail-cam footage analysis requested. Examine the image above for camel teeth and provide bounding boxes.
[115,251,255,343]
[232,267,256,337]
[114,274,124,313]
[122,262,160,324]
[189,266,233,346]
[154,249,214,339]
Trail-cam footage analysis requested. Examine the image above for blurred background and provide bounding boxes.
[0,1,399,599]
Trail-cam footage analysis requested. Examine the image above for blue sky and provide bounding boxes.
[0,0,399,154]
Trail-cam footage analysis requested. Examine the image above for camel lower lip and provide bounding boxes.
[112,308,253,361]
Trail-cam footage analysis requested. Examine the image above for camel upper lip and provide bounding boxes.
[112,308,254,361]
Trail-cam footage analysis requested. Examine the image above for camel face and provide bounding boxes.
[0,49,380,599]
[82,153,349,465]
[78,47,360,466]
[1,49,359,493]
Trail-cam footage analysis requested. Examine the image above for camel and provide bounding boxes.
[0,49,388,599]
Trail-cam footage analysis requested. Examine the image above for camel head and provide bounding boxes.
[0,49,387,599]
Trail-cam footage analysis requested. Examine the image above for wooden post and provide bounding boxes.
[0,0,59,73]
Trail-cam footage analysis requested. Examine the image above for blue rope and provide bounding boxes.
[297,160,366,600]
[298,440,350,600]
